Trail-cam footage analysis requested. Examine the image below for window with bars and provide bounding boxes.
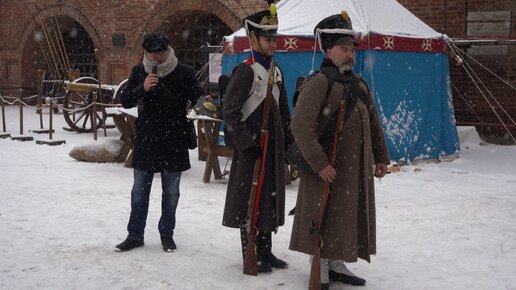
[63,23,97,79]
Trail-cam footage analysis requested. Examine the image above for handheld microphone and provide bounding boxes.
[151,61,158,75]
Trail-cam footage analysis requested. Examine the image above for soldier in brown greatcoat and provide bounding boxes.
[289,12,390,289]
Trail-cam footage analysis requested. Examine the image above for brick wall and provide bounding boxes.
[399,0,515,141]
[1,0,514,141]
[0,0,267,98]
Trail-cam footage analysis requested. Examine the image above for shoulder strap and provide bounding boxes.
[351,72,371,108]
[319,67,340,99]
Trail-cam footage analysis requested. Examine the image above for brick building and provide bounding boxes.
[0,0,514,141]
[397,0,515,142]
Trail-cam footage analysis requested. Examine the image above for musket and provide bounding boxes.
[243,60,276,276]
[308,98,347,290]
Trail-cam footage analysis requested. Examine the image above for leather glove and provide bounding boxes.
[242,145,261,160]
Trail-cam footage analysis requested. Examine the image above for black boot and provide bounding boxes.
[320,283,330,290]
[257,231,289,269]
[115,237,144,251]
[240,227,273,274]
[161,236,177,252]
[329,270,366,286]
[261,252,288,269]
[257,260,273,273]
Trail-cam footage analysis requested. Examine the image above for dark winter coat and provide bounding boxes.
[222,60,293,232]
[120,62,205,173]
[289,62,390,262]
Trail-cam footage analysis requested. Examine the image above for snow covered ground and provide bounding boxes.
[1,105,515,290]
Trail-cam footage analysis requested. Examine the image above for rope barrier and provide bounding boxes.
[0,94,120,113]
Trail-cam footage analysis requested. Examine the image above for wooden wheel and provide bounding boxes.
[112,79,128,105]
[63,77,106,133]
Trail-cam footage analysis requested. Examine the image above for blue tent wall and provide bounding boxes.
[222,49,459,162]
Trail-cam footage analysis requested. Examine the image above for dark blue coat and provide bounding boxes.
[120,62,205,173]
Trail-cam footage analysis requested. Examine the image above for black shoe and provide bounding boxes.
[329,270,366,286]
[161,236,177,252]
[320,283,330,290]
[261,252,288,269]
[115,238,144,251]
[257,261,273,274]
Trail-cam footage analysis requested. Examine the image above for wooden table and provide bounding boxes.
[106,108,234,182]
[105,107,137,166]
[192,114,233,183]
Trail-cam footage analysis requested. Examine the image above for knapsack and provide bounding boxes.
[286,69,337,172]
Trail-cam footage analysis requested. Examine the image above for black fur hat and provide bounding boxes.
[314,11,358,51]
[142,32,169,52]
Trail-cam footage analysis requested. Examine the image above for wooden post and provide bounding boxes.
[0,94,9,139]
[37,71,44,129]
[92,92,98,141]
[49,98,53,140]
[19,91,23,135]
[35,96,65,146]
[11,90,33,141]
[1,95,6,132]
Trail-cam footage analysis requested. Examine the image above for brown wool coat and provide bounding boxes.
[222,62,292,232]
[289,71,389,262]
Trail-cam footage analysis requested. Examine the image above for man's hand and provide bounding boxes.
[204,94,213,101]
[318,165,336,183]
[144,74,158,92]
[374,163,388,178]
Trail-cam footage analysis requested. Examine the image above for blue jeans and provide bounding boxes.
[127,169,181,240]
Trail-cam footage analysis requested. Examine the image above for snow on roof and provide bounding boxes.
[226,0,442,40]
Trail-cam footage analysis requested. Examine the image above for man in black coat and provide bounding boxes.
[222,4,293,273]
[116,32,205,252]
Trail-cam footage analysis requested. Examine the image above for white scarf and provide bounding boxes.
[142,46,178,77]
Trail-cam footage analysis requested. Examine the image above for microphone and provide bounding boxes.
[150,61,158,92]
[151,61,158,75]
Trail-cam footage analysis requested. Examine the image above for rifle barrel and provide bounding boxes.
[307,100,346,290]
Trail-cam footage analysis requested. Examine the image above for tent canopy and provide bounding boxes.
[226,0,443,40]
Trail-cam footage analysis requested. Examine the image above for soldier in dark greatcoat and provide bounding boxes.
[222,3,293,274]
[288,12,390,289]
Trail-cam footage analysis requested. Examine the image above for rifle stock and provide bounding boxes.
[243,61,275,275]
[243,158,261,275]
[243,131,268,275]
[308,99,346,289]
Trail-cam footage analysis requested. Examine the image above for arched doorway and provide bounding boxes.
[24,15,97,83]
[163,11,232,81]
[22,15,105,132]
[160,11,233,95]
